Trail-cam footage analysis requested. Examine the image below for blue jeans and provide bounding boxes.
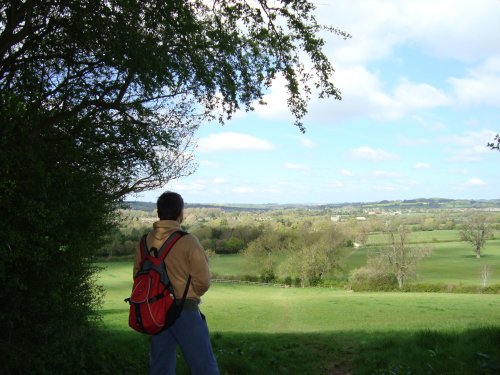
[149,310,220,375]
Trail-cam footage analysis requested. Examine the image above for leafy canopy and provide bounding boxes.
[1,0,348,195]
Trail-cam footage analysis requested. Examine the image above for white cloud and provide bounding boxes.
[449,57,500,107]
[284,162,310,172]
[415,163,431,169]
[254,74,294,121]
[248,1,500,125]
[339,169,353,176]
[198,132,274,152]
[466,178,486,186]
[232,186,256,193]
[368,79,451,121]
[301,65,451,123]
[200,160,221,168]
[213,177,227,184]
[449,168,468,175]
[319,0,500,65]
[397,135,432,147]
[264,187,282,194]
[440,129,496,162]
[329,181,345,188]
[306,65,384,121]
[372,184,398,192]
[393,80,451,109]
[347,146,398,161]
[168,180,207,192]
[371,170,401,178]
[300,138,317,148]
[412,116,447,131]
[406,2,500,63]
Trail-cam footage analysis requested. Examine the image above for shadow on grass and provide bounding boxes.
[97,327,500,375]
[460,254,493,259]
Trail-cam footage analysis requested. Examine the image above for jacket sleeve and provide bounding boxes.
[187,235,211,297]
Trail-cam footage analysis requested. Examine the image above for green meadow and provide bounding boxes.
[99,235,500,375]
[208,231,500,286]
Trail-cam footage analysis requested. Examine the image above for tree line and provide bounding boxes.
[103,208,498,290]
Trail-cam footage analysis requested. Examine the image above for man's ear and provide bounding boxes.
[177,209,184,224]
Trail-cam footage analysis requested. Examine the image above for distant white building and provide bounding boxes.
[356,216,366,221]
[330,215,341,222]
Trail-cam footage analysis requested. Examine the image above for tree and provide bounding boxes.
[355,222,371,246]
[1,1,347,371]
[281,224,346,286]
[481,264,491,287]
[244,228,296,280]
[459,213,492,258]
[373,221,432,289]
[421,217,437,231]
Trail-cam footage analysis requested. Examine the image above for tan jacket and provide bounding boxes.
[133,220,211,303]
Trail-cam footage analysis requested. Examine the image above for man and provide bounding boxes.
[133,191,219,375]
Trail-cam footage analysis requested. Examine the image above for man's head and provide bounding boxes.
[156,191,184,222]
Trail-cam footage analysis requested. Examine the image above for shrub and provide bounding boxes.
[260,269,276,283]
[293,277,302,287]
[242,274,259,282]
[349,267,398,291]
[215,236,245,254]
[401,283,447,293]
[308,274,322,286]
[402,283,500,294]
[283,276,293,286]
[318,279,347,288]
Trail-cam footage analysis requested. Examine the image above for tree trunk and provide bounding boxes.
[397,274,403,289]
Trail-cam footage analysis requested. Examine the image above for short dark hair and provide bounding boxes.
[156,191,184,220]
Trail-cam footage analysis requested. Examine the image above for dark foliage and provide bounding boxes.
[0,98,111,372]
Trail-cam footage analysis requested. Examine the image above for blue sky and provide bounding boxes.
[135,0,500,205]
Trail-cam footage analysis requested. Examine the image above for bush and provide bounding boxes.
[260,269,276,283]
[401,283,450,293]
[215,237,245,254]
[242,274,259,282]
[293,277,302,287]
[283,276,293,286]
[308,274,322,286]
[348,267,398,291]
[316,279,346,288]
[402,283,500,294]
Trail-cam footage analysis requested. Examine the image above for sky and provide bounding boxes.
[134,0,500,205]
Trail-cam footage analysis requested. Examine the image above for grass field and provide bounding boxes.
[99,261,500,374]
[209,235,500,286]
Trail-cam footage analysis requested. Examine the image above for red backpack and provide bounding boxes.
[125,230,191,335]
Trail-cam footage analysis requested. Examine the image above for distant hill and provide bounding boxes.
[123,201,156,212]
[124,198,500,212]
[320,198,500,210]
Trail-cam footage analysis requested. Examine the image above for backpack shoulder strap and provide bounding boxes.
[139,234,149,259]
[157,230,188,261]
